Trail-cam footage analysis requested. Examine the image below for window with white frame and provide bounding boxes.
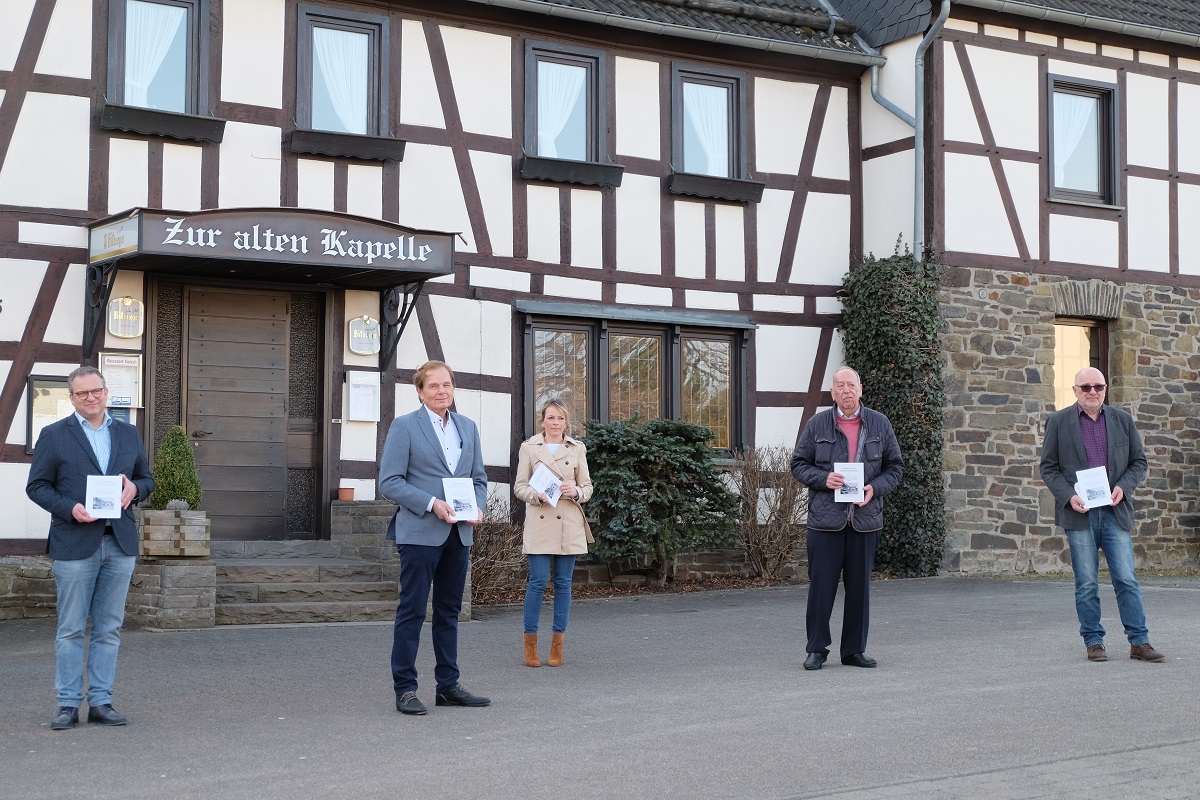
[1049,76,1118,205]
[297,6,387,136]
[108,0,204,114]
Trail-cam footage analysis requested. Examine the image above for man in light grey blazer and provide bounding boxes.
[1040,367,1165,664]
[380,360,490,715]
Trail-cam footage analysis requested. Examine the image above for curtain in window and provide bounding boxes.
[313,26,369,134]
[125,0,186,110]
[1053,91,1099,191]
[537,61,586,159]
[683,82,730,177]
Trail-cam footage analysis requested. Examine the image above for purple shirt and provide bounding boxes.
[1077,403,1108,470]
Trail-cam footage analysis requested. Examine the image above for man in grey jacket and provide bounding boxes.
[791,367,904,670]
[1039,368,1164,663]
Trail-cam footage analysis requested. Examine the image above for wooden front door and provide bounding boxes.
[185,289,288,540]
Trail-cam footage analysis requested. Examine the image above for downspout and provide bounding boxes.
[912,0,952,258]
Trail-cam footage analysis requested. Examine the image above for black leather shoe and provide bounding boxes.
[803,652,827,670]
[435,683,491,707]
[86,704,127,725]
[841,653,878,668]
[396,691,427,716]
[50,707,78,730]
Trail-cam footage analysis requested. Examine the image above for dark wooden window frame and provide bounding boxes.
[292,4,402,162]
[669,63,763,204]
[1054,317,1109,406]
[1047,75,1119,207]
[521,305,751,451]
[103,0,224,142]
[520,41,622,188]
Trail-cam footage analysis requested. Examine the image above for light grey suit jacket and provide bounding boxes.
[379,406,487,547]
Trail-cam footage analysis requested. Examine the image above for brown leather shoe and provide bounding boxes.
[1130,643,1165,662]
[1086,644,1107,662]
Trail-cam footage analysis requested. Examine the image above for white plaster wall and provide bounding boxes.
[615,57,660,159]
[754,294,805,313]
[0,93,90,209]
[812,86,849,180]
[1049,215,1118,267]
[45,264,85,346]
[428,296,511,378]
[862,37,918,149]
[0,462,46,538]
[816,297,843,316]
[1002,159,1041,260]
[296,159,335,211]
[394,380,423,416]
[218,123,282,208]
[346,164,383,219]
[393,316,429,372]
[221,0,285,108]
[942,42,984,144]
[968,45,1039,151]
[756,326,823,392]
[756,406,805,450]
[943,152,1018,257]
[1063,38,1096,55]
[34,0,91,79]
[526,185,560,264]
[674,200,706,279]
[452,388,511,466]
[162,143,203,211]
[685,290,738,310]
[471,150,514,258]
[344,290,381,368]
[1126,177,1170,273]
[863,152,913,257]
[615,174,661,274]
[108,139,149,212]
[1139,51,1170,68]
[339,478,376,501]
[714,205,745,282]
[1178,83,1200,176]
[570,189,603,269]
[755,78,817,175]
[1179,184,1200,277]
[615,284,671,306]
[1047,60,1116,85]
[0,0,35,72]
[400,19,444,129]
[102,270,146,351]
[1126,73,1170,170]
[441,27,511,139]
[0,260,48,343]
[543,275,602,301]
[470,266,529,293]
[792,193,851,285]
[397,143,472,250]
[19,222,86,248]
[755,188,790,282]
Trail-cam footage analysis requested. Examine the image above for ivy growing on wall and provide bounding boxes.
[840,250,945,577]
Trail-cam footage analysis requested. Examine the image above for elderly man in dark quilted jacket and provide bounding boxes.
[791,366,904,671]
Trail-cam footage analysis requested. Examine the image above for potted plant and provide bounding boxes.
[139,425,209,558]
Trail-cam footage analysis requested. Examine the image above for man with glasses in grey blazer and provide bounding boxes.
[381,360,490,715]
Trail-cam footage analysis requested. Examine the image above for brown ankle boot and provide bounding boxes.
[524,633,540,667]
[548,632,565,667]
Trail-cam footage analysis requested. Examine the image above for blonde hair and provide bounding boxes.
[538,398,572,437]
[412,360,455,389]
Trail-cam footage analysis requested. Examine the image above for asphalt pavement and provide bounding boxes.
[2,575,1198,800]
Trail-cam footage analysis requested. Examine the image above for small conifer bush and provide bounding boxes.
[146,425,203,510]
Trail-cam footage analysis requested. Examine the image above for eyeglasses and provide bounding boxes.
[71,388,107,399]
[1075,383,1106,394]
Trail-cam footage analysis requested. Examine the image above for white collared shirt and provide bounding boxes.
[424,405,462,473]
[75,411,113,473]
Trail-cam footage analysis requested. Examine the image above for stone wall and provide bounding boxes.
[126,560,216,629]
[940,266,1200,574]
[0,557,56,620]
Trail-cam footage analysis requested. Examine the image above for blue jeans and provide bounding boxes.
[52,534,136,707]
[524,555,576,634]
[1065,506,1149,647]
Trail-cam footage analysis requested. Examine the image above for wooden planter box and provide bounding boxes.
[139,509,211,558]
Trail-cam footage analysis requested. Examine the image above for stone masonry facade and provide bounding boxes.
[940,266,1200,574]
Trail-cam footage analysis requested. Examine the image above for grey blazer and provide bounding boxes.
[1039,403,1147,531]
[26,415,154,561]
[379,407,487,547]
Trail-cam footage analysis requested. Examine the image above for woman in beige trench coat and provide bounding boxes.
[513,399,593,667]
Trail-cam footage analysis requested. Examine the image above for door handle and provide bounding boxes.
[192,430,214,438]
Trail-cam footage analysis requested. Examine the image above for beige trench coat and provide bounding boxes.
[513,434,594,555]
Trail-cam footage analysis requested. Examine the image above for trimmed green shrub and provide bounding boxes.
[584,416,740,586]
[839,249,945,577]
[145,425,203,510]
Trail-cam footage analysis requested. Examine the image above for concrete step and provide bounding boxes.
[218,581,397,604]
[210,541,345,559]
[215,559,398,584]
[216,600,397,625]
